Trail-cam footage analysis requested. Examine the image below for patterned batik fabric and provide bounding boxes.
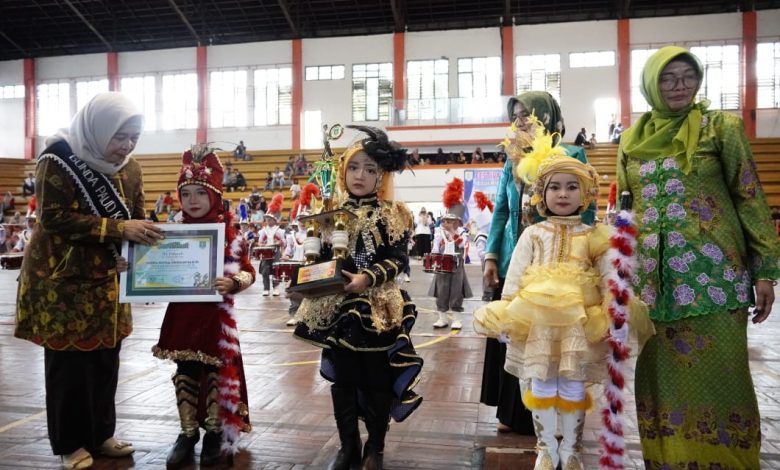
[618,110,780,323]
[635,310,760,469]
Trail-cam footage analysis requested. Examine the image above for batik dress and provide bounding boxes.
[618,110,780,469]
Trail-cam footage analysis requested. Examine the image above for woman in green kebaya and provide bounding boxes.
[618,46,779,468]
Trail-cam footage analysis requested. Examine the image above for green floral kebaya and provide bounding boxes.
[619,110,780,323]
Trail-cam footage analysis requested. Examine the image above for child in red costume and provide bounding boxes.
[151,145,256,468]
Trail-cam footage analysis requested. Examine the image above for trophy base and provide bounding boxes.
[287,259,348,298]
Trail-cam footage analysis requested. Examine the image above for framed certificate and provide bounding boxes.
[119,223,225,303]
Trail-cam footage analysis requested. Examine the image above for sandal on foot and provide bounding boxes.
[496,422,512,433]
[100,437,135,457]
[61,448,93,469]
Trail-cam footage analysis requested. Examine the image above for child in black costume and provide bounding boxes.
[292,126,423,470]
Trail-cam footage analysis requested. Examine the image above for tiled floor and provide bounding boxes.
[0,259,778,469]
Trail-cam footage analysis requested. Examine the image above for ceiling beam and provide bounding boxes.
[277,0,300,36]
[617,0,632,18]
[62,0,113,50]
[390,0,404,31]
[167,0,202,45]
[0,30,29,56]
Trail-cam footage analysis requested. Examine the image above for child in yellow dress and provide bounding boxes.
[475,151,611,470]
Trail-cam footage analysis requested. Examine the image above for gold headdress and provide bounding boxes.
[529,154,600,215]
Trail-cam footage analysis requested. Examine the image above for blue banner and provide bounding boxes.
[463,168,502,223]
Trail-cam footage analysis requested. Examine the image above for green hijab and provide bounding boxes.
[620,46,708,174]
[507,91,566,137]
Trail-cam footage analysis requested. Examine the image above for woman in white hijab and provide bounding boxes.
[15,92,163,470]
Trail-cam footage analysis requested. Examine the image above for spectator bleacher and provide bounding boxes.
[3,138,780,222]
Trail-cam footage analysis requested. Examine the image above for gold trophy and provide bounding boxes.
[287,124,356,297]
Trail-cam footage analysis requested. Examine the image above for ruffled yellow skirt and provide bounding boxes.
[474,263,609,382]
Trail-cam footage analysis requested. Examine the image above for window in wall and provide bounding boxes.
[161,72,198,130]
[757,41,780,108]
[407,59,448,120]
[515,54,561,103]
[593,97,618,142]
[210,70,248,128]
[690,44,740,110]
[569,51,615,68]
[303,110,322,149]
[37,82,71,136]
[305,65,345,81]
[120,75,156,131]
[458,57,501,97]
[254,67,292,126]
[631,48,658,113]
[352,63,393,121]
[0,85,24,99]
[75,78,109,111]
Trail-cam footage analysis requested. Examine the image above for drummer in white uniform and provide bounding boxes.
[256,194,286,296]
[281,217,307,325]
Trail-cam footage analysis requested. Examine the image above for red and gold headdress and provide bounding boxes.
[177,144,225,223]
[177,144,224,194]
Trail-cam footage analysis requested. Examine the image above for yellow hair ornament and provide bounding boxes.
[513,113,567,184]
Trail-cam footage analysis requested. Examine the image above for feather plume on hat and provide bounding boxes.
[346,125,411,173]
[299,183,320,208]
[512,113,568,185]
[443,178,464,209]
[292,183,321,221]
[442,178,466,221]
[265,193,284,221]
[608,180,618,209]
[474,191,494,213]
[290,199,300,221]
[268,193,283,213]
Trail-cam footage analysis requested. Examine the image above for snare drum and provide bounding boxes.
[0,253,24,269]
[252,245,277,261]
[423,253,458,273]
[423,253,439,273]
[272,261,302,282]
[437,254,458,273]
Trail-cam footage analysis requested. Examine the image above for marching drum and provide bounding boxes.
[272,261,302,282]
[252,245,277,261]
[0,253,24,270]
[423,253,458,273]
[423,254,437,273]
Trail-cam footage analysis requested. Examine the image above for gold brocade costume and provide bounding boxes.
[292,195,423,422]
[296,199,413,334]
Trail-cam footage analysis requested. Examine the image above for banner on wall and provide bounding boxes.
[463,168,502,223]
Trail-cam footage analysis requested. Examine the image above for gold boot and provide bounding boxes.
[166,373,200,467]
[200,371,223,467]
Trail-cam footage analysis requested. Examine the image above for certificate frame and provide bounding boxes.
[119,223,225,303]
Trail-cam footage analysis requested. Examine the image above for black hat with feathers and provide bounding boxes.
[347,125,411,173]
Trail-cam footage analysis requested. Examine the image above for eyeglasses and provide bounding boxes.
[659,73,699,91]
